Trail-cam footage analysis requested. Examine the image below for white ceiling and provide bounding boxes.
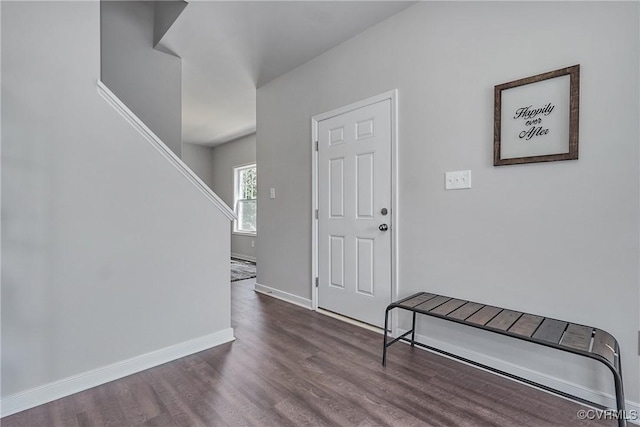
[159,1,415,147]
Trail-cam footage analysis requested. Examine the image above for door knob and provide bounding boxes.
[379,224,389,232]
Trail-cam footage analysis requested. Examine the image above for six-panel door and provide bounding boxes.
[317,99,392,328]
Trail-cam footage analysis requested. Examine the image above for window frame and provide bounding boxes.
[233,163,257,236]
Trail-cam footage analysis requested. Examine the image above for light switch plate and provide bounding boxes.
[270,188,276,199]
[445,170,471,190]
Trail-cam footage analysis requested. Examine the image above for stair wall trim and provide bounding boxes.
[97,80,236,221]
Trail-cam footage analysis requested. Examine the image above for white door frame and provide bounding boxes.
[311,89,399,333]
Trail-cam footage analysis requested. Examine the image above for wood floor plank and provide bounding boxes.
[307,353,452,426]
[1,279,614,427]
[46,395,80,427]
[140,412,179,427]
[114,373,167,424]
[149,361,228,426]
[230,332,368,426]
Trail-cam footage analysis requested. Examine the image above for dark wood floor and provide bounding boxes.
[3,279,611,427]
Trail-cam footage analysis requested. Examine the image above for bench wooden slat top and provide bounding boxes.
[466,306,503,326]
[429,298,467,316]
[560,324,593,352]
[592,329,618,365]
[447,302,484,321]
[532,318,568,344]
[486,309,522,331]
[398,293,436,308]
[508,314,544,337]
[389,292,620,360]
[414,295,451,312]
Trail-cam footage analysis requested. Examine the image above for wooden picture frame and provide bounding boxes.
[494,65,580,166]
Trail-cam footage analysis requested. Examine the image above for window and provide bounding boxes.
[233,164,257,234]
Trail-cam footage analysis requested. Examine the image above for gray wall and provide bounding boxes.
[153,0,187,48]
[182,142,216,188]
[101,1,183,157]
[184,135,258,261]
[212,134,257,261]
[257,2,639,404]
[2,0,231,399]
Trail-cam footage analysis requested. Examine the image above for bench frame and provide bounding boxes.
[382,292,627,427]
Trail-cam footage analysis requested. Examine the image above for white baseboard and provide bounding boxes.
[316,308,384,335]
[231,253,256,263]
[254,283,312,310]
[397,328,640,423]
[1,328,235,418]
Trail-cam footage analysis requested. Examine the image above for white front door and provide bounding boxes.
[317,98,392,328]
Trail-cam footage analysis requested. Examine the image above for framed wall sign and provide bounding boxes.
[494,65,580,166]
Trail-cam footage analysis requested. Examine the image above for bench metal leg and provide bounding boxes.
[613,358,626,427]
[411,311,417,347]
[382,307,391,366]
[383,306,419,366]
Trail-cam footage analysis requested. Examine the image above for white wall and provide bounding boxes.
[101,1,183,157]
[257,1,639,407]
[1,0,232,412]
[0,0,3,400]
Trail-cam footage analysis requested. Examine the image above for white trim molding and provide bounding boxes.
[97,81,236,221]
[232,231,257,237]
[232,162,257,234]
[1,328,235,418]
[396,328,640,424]
[231,253,256,263]
[254,283,312,310]
[316,309,384,335]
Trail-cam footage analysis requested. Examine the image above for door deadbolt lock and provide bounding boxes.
[381,208,388,216]
[379,224,389,232]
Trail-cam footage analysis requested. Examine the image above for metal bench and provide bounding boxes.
[382,292,627,427]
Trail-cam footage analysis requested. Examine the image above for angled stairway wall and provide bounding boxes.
[1,1,234,416]
[153,0,188,51]
[101,0,183,158]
